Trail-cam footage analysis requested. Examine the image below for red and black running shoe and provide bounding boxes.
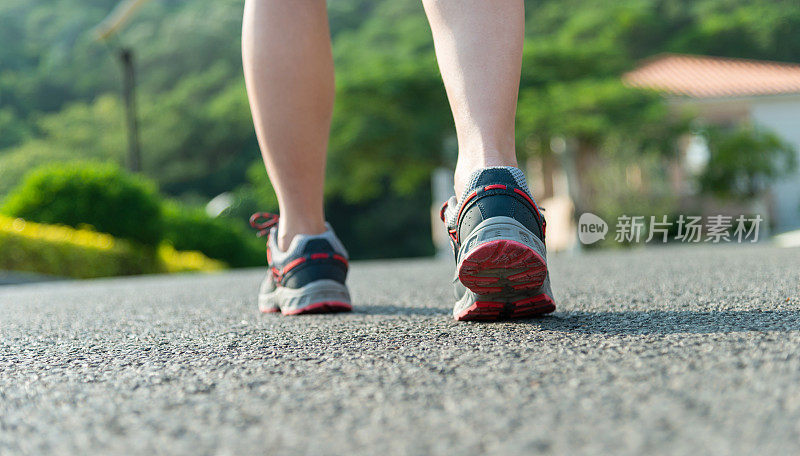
[250,213,352,316]
[440,167,556,321]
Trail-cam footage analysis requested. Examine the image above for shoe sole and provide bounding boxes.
[276,301,352,316]
[453,216,553,321]
[259,279,352,316]
[458,238,547,295]
[454,293,555,321]
[456,216,548,296]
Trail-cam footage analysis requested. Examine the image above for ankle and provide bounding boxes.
[454,155,518,200]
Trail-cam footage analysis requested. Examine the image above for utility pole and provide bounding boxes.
[93,0,152,173]
[119,48,141,172]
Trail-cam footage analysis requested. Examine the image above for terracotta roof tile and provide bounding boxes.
[622,54,800,98]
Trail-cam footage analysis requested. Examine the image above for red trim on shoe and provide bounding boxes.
[281,257,306,275]
[513,188,536,209]
[274,253,349,285]
[282,301,352,316]
[448,228,458,244]
[513,188,543,225]
[332,254,348,266]
[270,266,282,286]
[483,184,507,191]
[455,293,555,321]
[452,185,545,245]
[454,190,479,240]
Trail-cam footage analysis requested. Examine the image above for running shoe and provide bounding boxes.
[440,167,556,321]
[250,213,352,315]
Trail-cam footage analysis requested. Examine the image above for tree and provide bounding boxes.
[700,125,798,199]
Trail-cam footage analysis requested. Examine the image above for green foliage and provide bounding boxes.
[2,161,262,267]
[0,214,223,278]
[236,160,435,260]
[0,107,32,149]
[326,187,436,260]
[584,138,679,248]
[162,201,263,268]
[0,229,156,279]
[0,215,159,278]
[700,125,798,199]
[0,0,255,200]
[2,0,800,259]
[517,79,680,154]
[2,162,164,246]
[0,95,126,195]
[328,0,451,201]
[136,68,257,197]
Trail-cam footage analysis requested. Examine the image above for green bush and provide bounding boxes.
[0,215,224,279]
[0,215,159,278]
[0,232,156,279]
[162,202,263,267]
[2,162,164,246]
[700,125,797,199]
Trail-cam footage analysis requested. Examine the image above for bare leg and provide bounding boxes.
[421,0,524,198]
[242,0,333,250]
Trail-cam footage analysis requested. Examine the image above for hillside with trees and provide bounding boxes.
[1,0,798,258]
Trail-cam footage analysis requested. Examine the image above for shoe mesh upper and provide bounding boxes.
[446,166,534,229]
[461,166,531,204]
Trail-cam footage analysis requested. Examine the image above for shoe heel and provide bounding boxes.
[457,217,547,296]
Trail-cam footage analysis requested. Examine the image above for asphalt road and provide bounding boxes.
[2,245,799,455]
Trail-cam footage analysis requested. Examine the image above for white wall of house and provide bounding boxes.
[750,95,800,233]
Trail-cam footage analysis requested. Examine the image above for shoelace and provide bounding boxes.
[439,201,449,223]
[249,212,279,238]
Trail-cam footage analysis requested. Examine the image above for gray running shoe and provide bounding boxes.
[250,213,352,315]
[440,167,556,321]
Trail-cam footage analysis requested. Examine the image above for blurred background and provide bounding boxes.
[1,0,799,282]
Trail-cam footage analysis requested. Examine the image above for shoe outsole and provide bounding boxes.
[454,293,555,321]
[457,239,547,295]
[259,278,352,316]
[260,301,352,316]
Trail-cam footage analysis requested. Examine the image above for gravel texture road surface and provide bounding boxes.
[2,245,799,455]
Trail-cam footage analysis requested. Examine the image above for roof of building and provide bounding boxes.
[622,54,800,98]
